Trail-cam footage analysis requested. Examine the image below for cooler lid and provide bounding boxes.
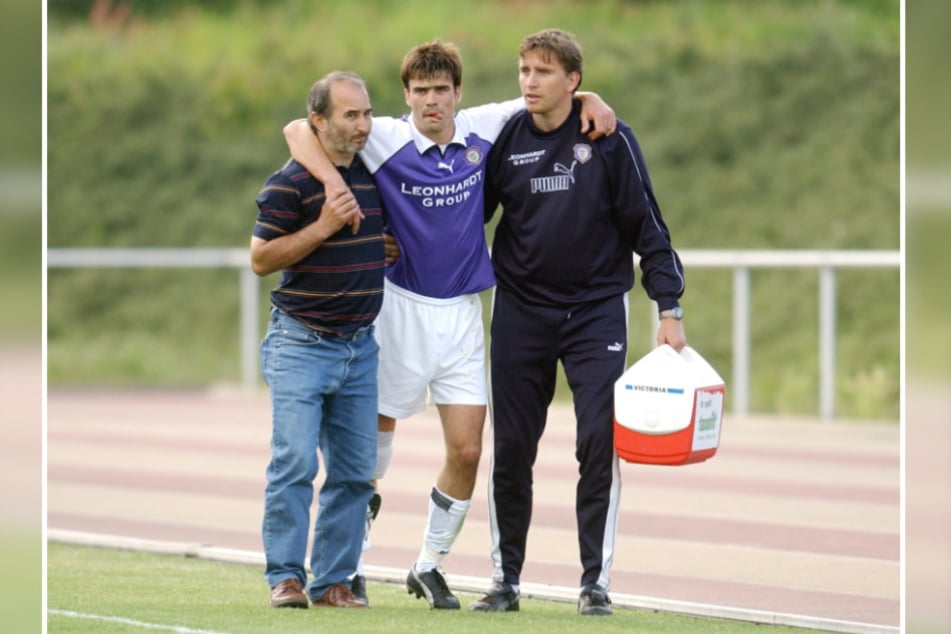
[614,345,724,434]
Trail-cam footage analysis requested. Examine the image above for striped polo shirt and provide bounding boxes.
[254,157,385,335]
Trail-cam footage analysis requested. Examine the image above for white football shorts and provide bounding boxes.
[375,278,487,419]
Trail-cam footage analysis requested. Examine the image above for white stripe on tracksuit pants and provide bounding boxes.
[486,287,625,591]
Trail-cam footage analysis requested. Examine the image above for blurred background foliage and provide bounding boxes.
[1,0,42,336]
[47,0,900,420]
[905,0,951,382]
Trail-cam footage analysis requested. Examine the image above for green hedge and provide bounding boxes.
[47,0,900,419]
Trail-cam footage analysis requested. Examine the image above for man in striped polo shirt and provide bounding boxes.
[251,71,384,610]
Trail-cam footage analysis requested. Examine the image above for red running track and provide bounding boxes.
[47,388,899,629]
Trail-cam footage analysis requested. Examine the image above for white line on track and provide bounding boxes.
[48,609,231,634]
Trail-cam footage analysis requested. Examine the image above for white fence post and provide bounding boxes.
[818,266,837,419]
[732,266,751,417]
[239,267,259,390]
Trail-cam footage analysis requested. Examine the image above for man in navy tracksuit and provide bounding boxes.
[470,29,687,616]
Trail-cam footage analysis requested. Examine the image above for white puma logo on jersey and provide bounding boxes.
[531,160,578,193]
[437,159,455,174]
[607,342,624,352]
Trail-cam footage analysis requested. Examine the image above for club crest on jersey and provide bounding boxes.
[573,143,593,164]
[465,146,483,165]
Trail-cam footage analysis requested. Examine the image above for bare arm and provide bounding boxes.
[575,91,617,139]
[283,119,363,232]
[250,189,360,276]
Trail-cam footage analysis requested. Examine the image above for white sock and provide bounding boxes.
[373,431,394,481]
[415,486,469,572]
[361,432,391,557]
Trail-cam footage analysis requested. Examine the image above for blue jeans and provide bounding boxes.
[260,307,378,600]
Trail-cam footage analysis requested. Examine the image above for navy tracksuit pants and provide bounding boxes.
[488,287,626,589]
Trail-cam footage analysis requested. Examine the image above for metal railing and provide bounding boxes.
[47,247,900,418]
[675,250,899,418]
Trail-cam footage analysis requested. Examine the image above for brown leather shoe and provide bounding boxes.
[269,578,309,608]
[312,582,369,608]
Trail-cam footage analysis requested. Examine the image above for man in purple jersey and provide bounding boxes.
[252,71,383,610]
[283,40,616,609]
[470,29,686,616]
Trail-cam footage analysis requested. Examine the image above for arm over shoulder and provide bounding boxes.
[457,97,525,143]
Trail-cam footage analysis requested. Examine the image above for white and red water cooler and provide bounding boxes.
[614,345,725,466]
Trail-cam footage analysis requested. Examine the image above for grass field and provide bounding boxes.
[47,542,825,634]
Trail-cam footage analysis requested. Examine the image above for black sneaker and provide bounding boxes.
[406,564,460,609]
[362,492,382,552]
[367,492,382,531]
[578,583,613,616]
[468,581,519,612]
[349,574,369,606]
